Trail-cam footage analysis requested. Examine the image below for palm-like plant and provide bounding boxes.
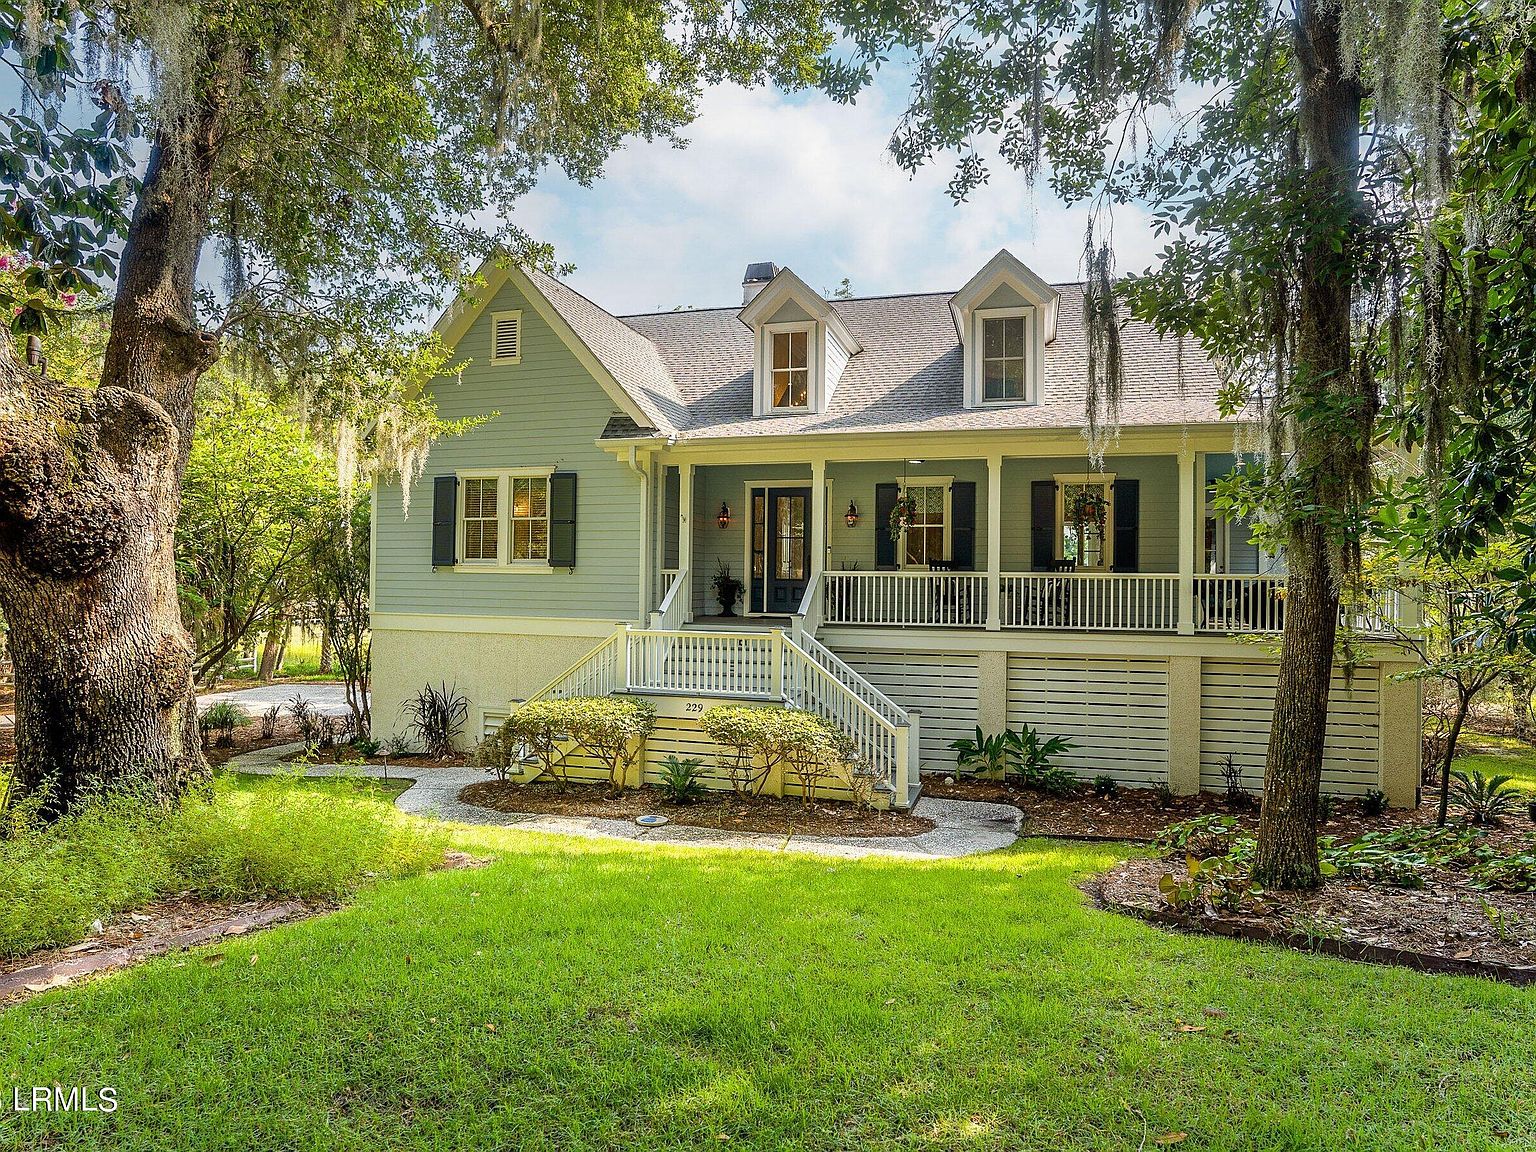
[949,727,1013,778]
[1450,770,1523,825]
[1007,724,1074,784]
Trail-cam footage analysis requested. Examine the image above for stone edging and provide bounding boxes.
[1089,881,1536,986]
[0,903,308,1001]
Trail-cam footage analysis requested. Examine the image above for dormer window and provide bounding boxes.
[771,328,810,409]
[982,312,1029,402]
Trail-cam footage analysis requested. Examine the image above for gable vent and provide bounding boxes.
[492,311,522,363]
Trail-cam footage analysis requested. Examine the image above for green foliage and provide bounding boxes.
[403,683,469,759]
[1469,852,1536,893]
[258,704,281,741]
[1362,788,1388,818]
[1156,815,1245,861]
[1153,781,1175,808]
[1450,770,1523,825]
[198,702,251,748]
[1159,852,1261,915]
[0,775,446,958]
[657,755,705,806]
[949,726,1012,778]
[306,489,372,734]
[1092,775,1118,798]
[177,382,336,682]
[496,696,656,793]
[1008,723,1075,794]
[699,705,854,801]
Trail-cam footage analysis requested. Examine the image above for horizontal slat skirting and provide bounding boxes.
[832,650,981,770]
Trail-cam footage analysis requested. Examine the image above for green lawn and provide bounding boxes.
[4,814,1535,1151]
[229,770,414,801]
[1454,735,1536,792]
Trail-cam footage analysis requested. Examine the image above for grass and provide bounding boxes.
[0,773,444,959]
[3,824,1535,1150]
[1453,736,1536,793]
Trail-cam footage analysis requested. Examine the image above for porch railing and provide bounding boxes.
[1000,572,1179,631]
[626,629,779,698]
[650,566,689,631]
[1193,574,1406,636]
[822,570,987,628]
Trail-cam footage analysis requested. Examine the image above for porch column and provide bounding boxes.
[985,454,1002,631]
[1177,449,1196,635]
[679,462,695,624]
[810,458,827,585]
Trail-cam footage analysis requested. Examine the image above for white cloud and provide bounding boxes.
[515,82,1166,314]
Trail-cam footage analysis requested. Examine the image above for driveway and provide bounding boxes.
[197,682,356,718]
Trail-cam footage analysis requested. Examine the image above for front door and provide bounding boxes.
[749,487,811,614]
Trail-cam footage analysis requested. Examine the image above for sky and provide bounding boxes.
[511,78,1170,317]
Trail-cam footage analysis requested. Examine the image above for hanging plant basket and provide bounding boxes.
[888,494,919,541]
[1068,489,1109,533]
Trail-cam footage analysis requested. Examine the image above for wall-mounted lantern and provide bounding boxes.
[844,501,860,528]
[717,502,732,529]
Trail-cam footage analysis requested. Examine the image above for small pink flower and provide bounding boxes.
[0,255,12,270]
[61,292,77,307]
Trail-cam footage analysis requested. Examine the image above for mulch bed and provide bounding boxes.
[1093,855,1536,983]
[460,779,937,838]
[922,776,1417,843]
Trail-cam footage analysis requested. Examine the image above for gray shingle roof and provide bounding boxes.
[527,267,1229,441]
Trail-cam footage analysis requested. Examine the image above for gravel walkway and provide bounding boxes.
[231,744,1022,861]
[198,683,353,718]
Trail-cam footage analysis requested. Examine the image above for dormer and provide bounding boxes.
[949,250,1060,409]
[738,265,861,417]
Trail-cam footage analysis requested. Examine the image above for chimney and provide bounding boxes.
[742,262,779,305]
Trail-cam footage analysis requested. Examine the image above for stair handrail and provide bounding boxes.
[792,569,825,642]
[650,565,689,631]
[790,632,908,729]
[780,632,913,803]
[521,630,623,707]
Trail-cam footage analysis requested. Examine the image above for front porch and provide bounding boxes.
[652,446,1413,638]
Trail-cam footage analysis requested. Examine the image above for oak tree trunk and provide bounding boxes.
[1252,0,1366,889]
[0,126,220,817]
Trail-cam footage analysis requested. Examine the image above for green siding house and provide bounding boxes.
[372,252,1422,809]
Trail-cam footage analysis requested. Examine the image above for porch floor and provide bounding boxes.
[686,615,793,630]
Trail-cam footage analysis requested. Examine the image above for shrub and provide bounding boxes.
[402,683,468,759]
[700,705,856,802]
[1153,781,1175,808]
[258,703,282,741]
[1321,825,1483,887]
[1362,788,1388,818]
[1220,754,1254,810]
[493,696,655,793]
[657,755,705,805]
[1318,793,1336,824]
[1450,770,1522,825]
[351,736,382,759]
[198,701,250,748]
[1092,774,1118,798]
[1159,852,1260,914]
[1008,723,1074,789]
[287,695,323,752]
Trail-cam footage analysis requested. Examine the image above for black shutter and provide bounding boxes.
[1030,480,1056,570]
[874,483,899,570]
[548,472,577,568]
[431,475,458,568]
[1112,479,1140,572]
[950,481,977,570]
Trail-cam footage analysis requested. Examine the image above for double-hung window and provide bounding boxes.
[982,314,1027,401]
[770,328,810,410]
[459,472,551,566]
[900,482,950,568]
[1056,475,1114,571]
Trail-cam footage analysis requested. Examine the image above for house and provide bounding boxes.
[371,251,1422,808]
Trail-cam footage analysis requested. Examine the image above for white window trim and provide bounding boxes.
[758,321,819,415]
[1054,472,1116,572]
[970,305,1038,407]
[454,467,557,573]
[491,310,523,364]
[898,476,953,570]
